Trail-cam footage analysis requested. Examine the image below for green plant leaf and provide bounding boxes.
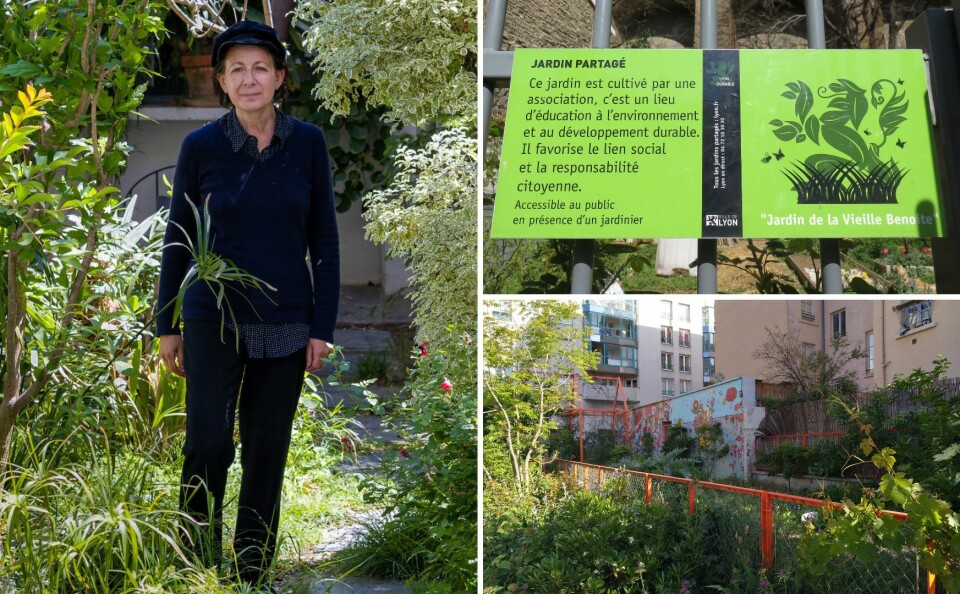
[821,122,872,168]
[804,115,821,145]
[795,81,813,122]
[851,91,868,130]
[773,125,797,141]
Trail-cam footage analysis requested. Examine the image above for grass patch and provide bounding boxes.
[784,159,906,204]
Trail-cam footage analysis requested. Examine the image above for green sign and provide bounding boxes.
[490,48,943,239]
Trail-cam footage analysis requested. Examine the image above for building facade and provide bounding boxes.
[715,299,960,390]
[580,297,715,413]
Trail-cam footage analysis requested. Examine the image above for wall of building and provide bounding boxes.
[629,377,763,479]
[716,300,874,388]
[875,300,960,386]
[119,108,409,290]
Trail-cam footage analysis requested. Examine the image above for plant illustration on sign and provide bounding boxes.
[768,78,909,204]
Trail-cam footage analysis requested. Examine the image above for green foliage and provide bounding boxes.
[483,234,655,294]
[295,0,476,128]
[806,440,848,478]
[348,326,476,591]
[582,429,617,465]
[768,442,810,480]
[696,422,730,474]
[663,425,696,458]
[641,432,656,457]
[1,0,169,467]
[712,239,802,294]
[799,369,960,593]
[484,486,761,594]
[364,128,476,356]
[844,238,934,293]
[544,426,580,461]
[484,301,599,495]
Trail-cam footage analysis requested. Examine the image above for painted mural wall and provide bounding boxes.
[630,377,763,479]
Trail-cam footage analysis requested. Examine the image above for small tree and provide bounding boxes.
[696,422,730,476]
[0,0,167,469]
[483,301,598,496]
[754,327,864,403]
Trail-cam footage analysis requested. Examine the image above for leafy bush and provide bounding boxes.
[583,429,617,465]
[640,432,656,457]
[544,427,579,461]
[484,487,758,593]
[769,442,810,480]
[608,445,636,465]
[348,327,476,591]
[807,440,847,478]
[663,425,696,458]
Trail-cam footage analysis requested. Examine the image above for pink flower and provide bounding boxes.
[418,342,428,357]
[758,581,768,589]
[883,247,889,255]
[441,378,452,391]
[400,448,409,458]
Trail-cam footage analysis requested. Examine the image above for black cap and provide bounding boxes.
[211,21,286,69]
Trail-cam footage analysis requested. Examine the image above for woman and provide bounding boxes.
[156,20,339,588]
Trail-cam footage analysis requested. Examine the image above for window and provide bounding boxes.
[626,379,638,388]
[832,309,846,338]
[703,331,715,353]
[593,314,636,340]
[678,328,691,348]
[866,330,875,373]
[801,300,815,321]
[661,377,675,397]
[703,356,715,379]
[600,344,638,367]
[660,300,672,320]
[660,326,673,345]
[702,306,714,327]
[679,354,691,373]
[678,303,691,323]
[802,343,815,358]
[897,300,932,335]
[661,352,673,371]
[680,379,692,394]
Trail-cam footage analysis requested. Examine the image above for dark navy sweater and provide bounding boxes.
[156,114,340,342]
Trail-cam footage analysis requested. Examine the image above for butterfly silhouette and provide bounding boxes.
[774,149,785,161]
[896,138,906,149]
[897,78,904,85]
[864,129,872,136]
[761,153,772,164]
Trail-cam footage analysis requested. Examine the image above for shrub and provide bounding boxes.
[544,427,579,461]
[582,429,617,465]
[607,444,636,465]
[769,442,810,480]
[807,440,847,478]
[663,425,696,458]
[640,432,655,457]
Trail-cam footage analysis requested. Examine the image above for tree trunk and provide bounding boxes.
[0,250,27,470]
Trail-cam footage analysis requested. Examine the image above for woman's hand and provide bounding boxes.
[159,335,185,377]
[306,338,333,372]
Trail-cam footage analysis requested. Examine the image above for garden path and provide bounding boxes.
[283,286,413,594]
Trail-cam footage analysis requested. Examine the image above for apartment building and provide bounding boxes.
[715,299,960,390]
[580,297,715,411]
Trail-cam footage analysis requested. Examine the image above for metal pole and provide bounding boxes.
[697,0,719,294]
[806,0,843,293]
[570,0,614,294]
[481,0,508,156]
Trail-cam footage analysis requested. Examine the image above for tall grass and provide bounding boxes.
[0,434,228,593]
[783,159,906,204]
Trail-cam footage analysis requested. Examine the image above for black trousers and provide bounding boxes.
[179,320,306,584]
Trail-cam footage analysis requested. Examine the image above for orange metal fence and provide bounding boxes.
[551,459,938,594]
